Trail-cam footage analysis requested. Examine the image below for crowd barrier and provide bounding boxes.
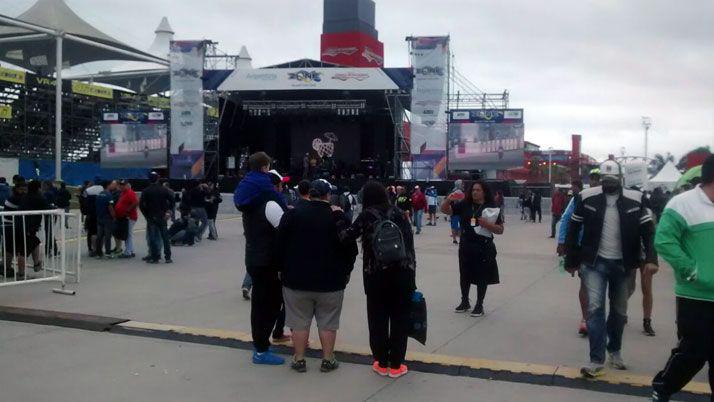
[0,210,81,295]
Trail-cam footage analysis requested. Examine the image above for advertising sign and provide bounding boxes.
[448,109,525,170]
[71,81,114,99]
[409,36,450,180]
[320,31,384,67]
[100,111,168,169]
[0,66,25,85]
[169,40,206,179]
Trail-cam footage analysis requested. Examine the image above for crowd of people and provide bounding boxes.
[0,176,71,278]
[546,156,714,402]
[1,150,711,401]
[76,173,223,264]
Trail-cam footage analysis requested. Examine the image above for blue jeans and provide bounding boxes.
[146,218,171,261]
[581,258,634,364]
[192,208,208,241]
[123,219,136,256]
[414,210,424,233]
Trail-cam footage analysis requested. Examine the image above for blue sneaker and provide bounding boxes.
[252,351,285,365]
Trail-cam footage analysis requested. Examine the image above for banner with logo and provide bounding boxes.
[408,36,450,179]
[169,40,206,179]
[218,68,398,91]
[448,109,525,170]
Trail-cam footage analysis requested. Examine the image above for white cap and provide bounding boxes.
[599,160,621,180]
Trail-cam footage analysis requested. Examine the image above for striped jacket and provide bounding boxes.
[565,186,657,270]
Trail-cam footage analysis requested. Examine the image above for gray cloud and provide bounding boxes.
[3,0,712,161]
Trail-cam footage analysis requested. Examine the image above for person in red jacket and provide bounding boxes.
[411,186,428,235]
[550,188,567,239]
[115,180,139,258]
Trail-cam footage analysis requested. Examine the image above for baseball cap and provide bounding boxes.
[118,179,129,185]
[599,160,621,181]
[268,169,283,185]
[309,179,332,197]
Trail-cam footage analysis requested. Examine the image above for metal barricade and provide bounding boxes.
[0,209,81,295]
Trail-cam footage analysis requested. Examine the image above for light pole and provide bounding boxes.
[548,147,553,184]
[642,116,652,160]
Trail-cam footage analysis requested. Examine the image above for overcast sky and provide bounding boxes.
[2,0,712,161]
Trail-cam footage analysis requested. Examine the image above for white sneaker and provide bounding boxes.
[608,352,627,370]
[580,362,605,378]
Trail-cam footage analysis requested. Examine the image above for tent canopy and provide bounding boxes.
[648,161,682,191]
[0,0,166,75]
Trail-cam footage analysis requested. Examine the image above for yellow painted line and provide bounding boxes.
[115,320,711,395]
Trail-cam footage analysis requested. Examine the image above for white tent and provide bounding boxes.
[648,161,682,191]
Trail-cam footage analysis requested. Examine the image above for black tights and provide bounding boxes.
[460,278,487,307]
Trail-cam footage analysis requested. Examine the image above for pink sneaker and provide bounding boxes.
[373,361,388,377]
[388,364,408,378]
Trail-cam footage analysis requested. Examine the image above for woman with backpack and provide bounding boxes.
[337,181,416,379]
[441,180,504,317]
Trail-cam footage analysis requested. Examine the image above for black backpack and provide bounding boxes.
[368,207,408,267]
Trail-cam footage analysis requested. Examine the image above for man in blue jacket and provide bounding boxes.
[234,152,288,366]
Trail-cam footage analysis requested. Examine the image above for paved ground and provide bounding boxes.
[0,321,654,402]
[0,208,709,398]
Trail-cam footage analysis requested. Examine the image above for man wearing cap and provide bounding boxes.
[276,179,358,373]
[139,172,174,264]
[234,152,289,365]
[565,160,658,378]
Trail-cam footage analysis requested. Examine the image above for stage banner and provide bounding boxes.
[169,40,206,179]
[448,109,525,171]
[409,36,449,180]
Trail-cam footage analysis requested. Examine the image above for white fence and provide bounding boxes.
[0,210,81,295]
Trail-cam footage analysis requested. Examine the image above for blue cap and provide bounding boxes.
[309,179,332,197]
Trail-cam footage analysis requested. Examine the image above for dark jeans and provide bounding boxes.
[248,268,283,353]
[551,214,561,237]
[146,218,171,261]
[192,207,208,241]
[95,219,113,256]
[653,297,714,400]
[581,258,633,364]
[530,206,542,222]
[366,273,413,369]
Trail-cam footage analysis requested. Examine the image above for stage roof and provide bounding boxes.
[218,65,409,92]
[0,0,166,75]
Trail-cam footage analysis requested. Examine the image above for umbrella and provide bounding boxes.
[675,165,702,189]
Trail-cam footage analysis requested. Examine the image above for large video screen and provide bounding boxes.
[100,111,168,169]
[448,109,524,170]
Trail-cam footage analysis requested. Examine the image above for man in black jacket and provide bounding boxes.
[277,179,358,373]
[565,160,658,378]
[234,153,289,365]
[139,172,174,264]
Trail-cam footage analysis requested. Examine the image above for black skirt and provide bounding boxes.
[458,234,500,286]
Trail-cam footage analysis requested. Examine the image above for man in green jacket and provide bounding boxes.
[651,154,714,402]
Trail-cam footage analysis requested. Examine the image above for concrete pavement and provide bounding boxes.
[0,321,656,402]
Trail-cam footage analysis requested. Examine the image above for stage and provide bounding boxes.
[215,60,412,181]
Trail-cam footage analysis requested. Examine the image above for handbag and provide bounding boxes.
[408,290,427,345]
